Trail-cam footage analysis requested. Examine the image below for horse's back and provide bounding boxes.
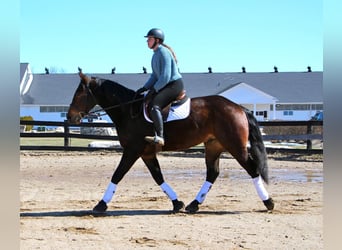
[162,95,249,152]
[191,95,244,114]
[189,95,248,135]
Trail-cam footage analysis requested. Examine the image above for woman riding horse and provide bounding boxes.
[67,70,274,214]
[136,28,184,146]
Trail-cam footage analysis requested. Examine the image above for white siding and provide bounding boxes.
[20,105,112,123]
[20,106,66,121]
[274,110,320,121]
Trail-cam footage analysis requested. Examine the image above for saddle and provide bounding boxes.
[144,89,188,121]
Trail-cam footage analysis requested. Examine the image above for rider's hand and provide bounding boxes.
[136,87,147,95]
[145,88,156,100]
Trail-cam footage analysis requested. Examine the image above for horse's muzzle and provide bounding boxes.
[67,113,83,124]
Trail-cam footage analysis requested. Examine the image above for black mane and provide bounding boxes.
[100,78,138,104]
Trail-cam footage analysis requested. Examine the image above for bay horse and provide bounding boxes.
[67,70,274,213]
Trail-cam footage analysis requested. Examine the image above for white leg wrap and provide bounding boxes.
[252,176,269,201]
[102,182,117,203]
[195,181,213,204]
[160,182,177,200]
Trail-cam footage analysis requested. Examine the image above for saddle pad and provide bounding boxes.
[144,98,191,123]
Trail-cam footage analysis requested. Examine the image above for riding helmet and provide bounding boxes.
[145,28,165,43]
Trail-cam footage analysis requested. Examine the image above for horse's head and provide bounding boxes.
[66,69,98,124]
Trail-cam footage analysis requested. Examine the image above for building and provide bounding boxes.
[20,63,322,122]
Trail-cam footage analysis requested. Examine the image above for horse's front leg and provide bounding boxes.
[186,141,222,213]
[93,150,139,213]
[142,156,184,212]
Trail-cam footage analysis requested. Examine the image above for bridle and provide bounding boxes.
[75,78,144,120]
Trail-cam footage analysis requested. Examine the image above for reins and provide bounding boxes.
[77,69,144,120]
[84,87,144,120]
[86,97,144,117]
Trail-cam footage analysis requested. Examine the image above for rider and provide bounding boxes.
[137,28,184,146]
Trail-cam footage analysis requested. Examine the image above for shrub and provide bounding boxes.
[263,125,322,135]
[20,116,33,131]
[262,124,323,143]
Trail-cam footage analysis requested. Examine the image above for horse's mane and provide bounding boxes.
[100,78,138,103]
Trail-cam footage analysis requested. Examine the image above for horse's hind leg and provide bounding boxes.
[185,139,223,213]
[232,147,274,211]
[142,156,184,212]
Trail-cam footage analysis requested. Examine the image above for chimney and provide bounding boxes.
[142,66,147,74]
[208,67,212,73]
[111,67,116,74]
[273,66,278,73]
[45,67,49,74]
[307,66,312,72]
[242,66,246,73]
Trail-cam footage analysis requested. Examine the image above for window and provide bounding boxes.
[311,104,323,110]
[40,106,69,113]
[276,104,323,111]
[283,110,293,116]
[40,106,48,112]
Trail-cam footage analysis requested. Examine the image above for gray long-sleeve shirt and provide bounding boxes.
[143,45,182,92]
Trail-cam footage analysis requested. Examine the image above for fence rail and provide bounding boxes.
[20,120,323,154]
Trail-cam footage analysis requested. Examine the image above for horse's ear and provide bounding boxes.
[78,67,90,85]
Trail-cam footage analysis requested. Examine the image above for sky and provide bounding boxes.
[20,0,323,74]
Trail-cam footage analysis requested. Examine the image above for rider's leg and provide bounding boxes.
[145,79,184,146]
[145,105,164,145]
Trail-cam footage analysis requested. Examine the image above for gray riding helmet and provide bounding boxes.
[144,28,165,43]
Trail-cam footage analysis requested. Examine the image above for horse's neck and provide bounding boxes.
[102,79,136,100]
[98,80,138,127]
[101,103,124,127]
[99,99,134,128]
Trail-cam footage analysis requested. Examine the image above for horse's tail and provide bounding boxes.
[245,110,269,184]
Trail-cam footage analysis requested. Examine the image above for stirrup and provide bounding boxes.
[145,135,165,146]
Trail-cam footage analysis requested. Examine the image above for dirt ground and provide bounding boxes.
[20,151,323,249]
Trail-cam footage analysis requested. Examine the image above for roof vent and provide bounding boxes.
[208,67,212,73]
[111,67,116,74]
[273,66,278,73]
[307,66,312,72]
[45,67,49,74]
[143,67,147,74]
[242,66,246,73]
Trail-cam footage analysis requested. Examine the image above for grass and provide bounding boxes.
[20,138,322,150]
[20,138,110,147]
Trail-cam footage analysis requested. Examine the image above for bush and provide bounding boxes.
[20,116,33,131]
[262,124,323,143]
[263,125,322,135]
[263,125,304,135]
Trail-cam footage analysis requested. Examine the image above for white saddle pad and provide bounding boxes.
[144,98,191,123]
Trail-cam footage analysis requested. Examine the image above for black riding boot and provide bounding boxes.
[145,105,164,146]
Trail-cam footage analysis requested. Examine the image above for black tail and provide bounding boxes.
[245,110,269,184]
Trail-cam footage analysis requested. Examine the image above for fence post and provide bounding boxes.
[306,122,312,150]
[64,120,70,148]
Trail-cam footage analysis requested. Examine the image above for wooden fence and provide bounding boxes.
[20,120,323,154]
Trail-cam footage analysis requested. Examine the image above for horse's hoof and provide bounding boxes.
[93,200,108,213]
[185,200,200,213]
[172,199,184,212]
[263,198,275,210]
